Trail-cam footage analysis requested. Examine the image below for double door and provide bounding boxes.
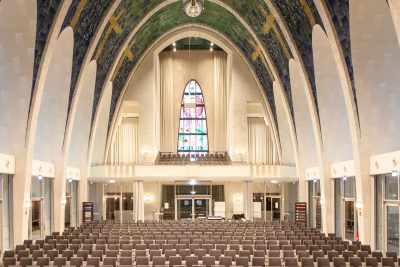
[266,196,282,221]
[175,196,210,220]
[105,193,134,220]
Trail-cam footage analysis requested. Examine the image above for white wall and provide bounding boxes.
[122,47,267,163]
[123,54,156,163]
[0,0,36,155]
[229,51,269,162]
[143,181,160,220]
[351,0,400,156]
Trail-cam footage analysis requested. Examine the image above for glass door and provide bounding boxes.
[177,199,193,220]
[265,196,282,221]
[271,197,281,220]
[194,199,208,218]
[30,198,44,240]
[344,199,356,240]
[122,192,133,220]
[105,197,120,220]
[314,197,322,230]
[386,204,400,253]
[64,195,71,228]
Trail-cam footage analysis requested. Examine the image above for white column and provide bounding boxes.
[243,181,253,220]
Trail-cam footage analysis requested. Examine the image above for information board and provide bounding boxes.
[82,202,94,223]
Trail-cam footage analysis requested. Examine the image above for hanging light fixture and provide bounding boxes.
[183,0,204,17]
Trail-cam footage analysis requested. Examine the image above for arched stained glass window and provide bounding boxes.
[177,80,209,155]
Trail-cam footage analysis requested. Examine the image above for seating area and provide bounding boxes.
[1,220,389,267]
[156,152,231,165]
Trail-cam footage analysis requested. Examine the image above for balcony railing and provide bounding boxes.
[155,151,232,165]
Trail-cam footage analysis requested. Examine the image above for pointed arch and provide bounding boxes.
[177,80,209,155]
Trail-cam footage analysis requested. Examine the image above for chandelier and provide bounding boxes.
[183,0,204,17]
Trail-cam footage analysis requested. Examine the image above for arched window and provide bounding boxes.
[177,80,209,155]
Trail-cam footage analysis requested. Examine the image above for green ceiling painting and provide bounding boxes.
[30,0,362,143]
[109,1,278,131]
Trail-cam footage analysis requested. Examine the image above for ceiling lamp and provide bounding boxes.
[183,0,204,17]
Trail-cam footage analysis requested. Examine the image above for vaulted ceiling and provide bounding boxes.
[33,0,357,141]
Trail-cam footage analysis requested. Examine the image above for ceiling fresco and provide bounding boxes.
[31,0,60,111]
[323,0,359,121]
[30,0,359,143]
[61,0,113,115]
[108,1,278,132]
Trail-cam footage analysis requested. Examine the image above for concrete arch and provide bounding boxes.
[68,60,97,168]
[92,0,297,168]
[289,59,319,201]
[49,60,97,231]
[33,26,74,233]
[104,25,290,166]
[313,25,353,163]
[11,0,71,244]
[0,0,37,155]
[88,81,113,168]
[273,81,296,166]
[33,27,74,162]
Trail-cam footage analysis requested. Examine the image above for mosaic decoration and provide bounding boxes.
[177,80,209,155]
[62,0,113,115]
[223,0,295,122]
[30,0,362,145]
[273,0,324,121]
[108,1,277,132]
[91,0,162,122]
[323,0,359,120]
[31,0,61,109]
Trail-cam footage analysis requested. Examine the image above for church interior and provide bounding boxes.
[1,0,400,266]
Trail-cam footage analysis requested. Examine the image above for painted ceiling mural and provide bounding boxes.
[323,0,359,121]
[61,0,113,115]
[31,0,61,110]
[222,0,294,123]
[109,1,277,131]
[30,0,360,143]
[273,0,324,120]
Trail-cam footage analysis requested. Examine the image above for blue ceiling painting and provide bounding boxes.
[323,0,359,121]
[29,0,363,146]
[109,1,278,132]
[61,0,113,115]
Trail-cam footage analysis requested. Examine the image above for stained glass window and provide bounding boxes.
[177,80,209,155]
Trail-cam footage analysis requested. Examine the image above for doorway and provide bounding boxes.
[343,199,356,240]
[385,204,400,253]
[30,198,44,240]
[65,180,79,228]
[105,196,120,220]
[175,197,210,220]
[265,196,282,221]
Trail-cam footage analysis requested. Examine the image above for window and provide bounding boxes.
[177,80,209,155]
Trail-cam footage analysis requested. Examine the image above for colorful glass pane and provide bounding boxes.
[177,80,209,155]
